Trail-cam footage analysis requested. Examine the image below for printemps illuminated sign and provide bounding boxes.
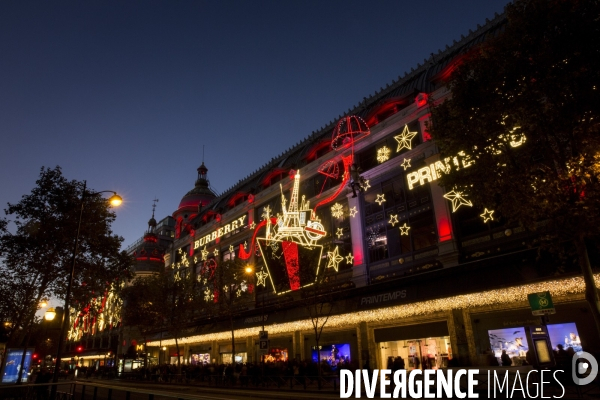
[406,128,526,190]
[194,215,247,248]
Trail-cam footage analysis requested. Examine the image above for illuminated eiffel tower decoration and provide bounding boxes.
[271,170,325,246]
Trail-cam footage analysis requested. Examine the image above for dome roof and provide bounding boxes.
[175,162,217,215]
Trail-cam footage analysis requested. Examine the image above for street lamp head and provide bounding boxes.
[245,265,254,274]
[108,194,123,207]
[44,307,56,321]
[39,298,48,308]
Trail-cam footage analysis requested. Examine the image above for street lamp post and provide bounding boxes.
[49,181,122,400]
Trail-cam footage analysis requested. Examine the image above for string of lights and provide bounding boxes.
[147,273,597,347]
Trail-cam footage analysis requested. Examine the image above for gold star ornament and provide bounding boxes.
[346,253,354,265]
[394,125,418,152]
[326,246,344,272]
[256,270,269,287]
[399,223,411,236]
[388,214,399,227]
[480,208,495,223]
[401,158,411,170]
[443,189,473,212]
[375,194,386,205]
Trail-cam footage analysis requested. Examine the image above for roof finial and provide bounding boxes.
[202,145,205,163]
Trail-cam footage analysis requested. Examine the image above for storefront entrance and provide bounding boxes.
[379,336,451,370]
[374,321,451,370]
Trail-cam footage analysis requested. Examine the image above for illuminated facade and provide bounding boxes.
[118,12,598,371]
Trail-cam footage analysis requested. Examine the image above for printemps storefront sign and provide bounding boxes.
[406,129,526,190]
[194,215,247,248]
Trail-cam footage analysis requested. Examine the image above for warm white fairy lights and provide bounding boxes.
[147,275,599,348]
[331,203,344,219]
[377,146,391,163]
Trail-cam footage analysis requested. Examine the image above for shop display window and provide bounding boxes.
[488,323,583,366]
[221,352,247,364]
[264,347,288,363]
[190,353,210,365]
[379,337,451,371]
[488,327,529,366]
[311,343,351,367]
[547,322,582,352]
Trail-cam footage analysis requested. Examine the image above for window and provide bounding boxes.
[363,174,436,263]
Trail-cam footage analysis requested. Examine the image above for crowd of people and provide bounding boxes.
[127,358,360,387]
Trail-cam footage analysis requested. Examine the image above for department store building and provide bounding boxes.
[116,13,598,371]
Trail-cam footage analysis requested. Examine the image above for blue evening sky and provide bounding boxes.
[1,0,509,250]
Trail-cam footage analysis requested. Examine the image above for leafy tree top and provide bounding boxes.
[0,166,133,342]
[430,0,600,240]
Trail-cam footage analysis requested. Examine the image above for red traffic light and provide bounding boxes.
[32,353,38,359]
[76,346,83,352]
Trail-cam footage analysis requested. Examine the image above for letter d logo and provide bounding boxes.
[572,351,598,385]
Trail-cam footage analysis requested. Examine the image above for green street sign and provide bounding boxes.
[527,291,556,316]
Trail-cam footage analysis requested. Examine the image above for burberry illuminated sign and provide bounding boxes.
[194,215,247,248]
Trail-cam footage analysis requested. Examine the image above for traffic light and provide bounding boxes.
[32,353,38,359]
[76,346,83,353]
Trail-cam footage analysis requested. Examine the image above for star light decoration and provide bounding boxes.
[229,245,235,253]
[213,249,219,257]
[443,189,473,212]
[401,158,411,171]
[375,194,386,205]
[336,228,344,239]
[349,207,358,218]
[346,253,354,264]
[146,274,596,348]
[250,221,257,229]
[326,246,344,272]
[388,214,399,227]
[331,203,344,219]
[394,125,418,152]
[256,270,269,287]
[480,208,495,223]
[377,146,391,163]
[200,246,209,261]
[361,180,371,191]
[399,223,411,235]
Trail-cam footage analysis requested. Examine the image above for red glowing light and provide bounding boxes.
[238,217,279,260]
[331,115,370,151]
[437,217,452,242]
[313,154,353,213]
[303,139,332,161]
[415,93,428,107]
[282,241,300,291]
